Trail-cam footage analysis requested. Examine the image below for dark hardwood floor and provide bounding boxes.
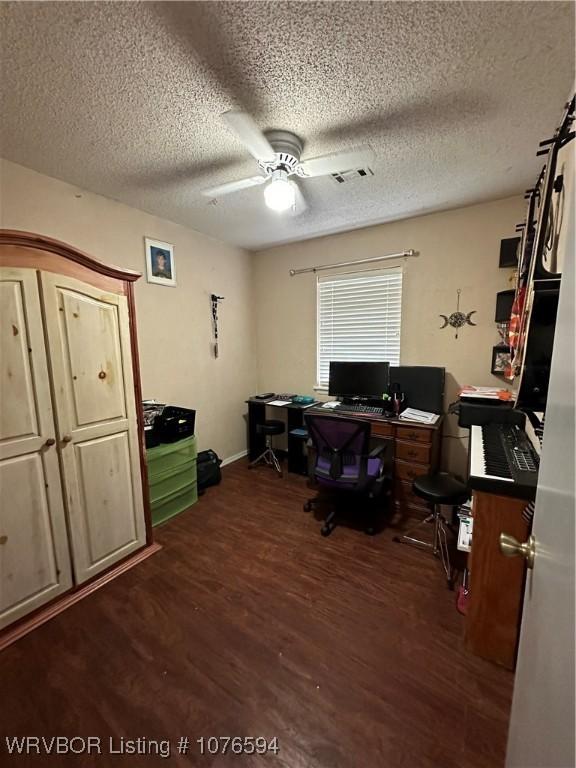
[0,460,514,767]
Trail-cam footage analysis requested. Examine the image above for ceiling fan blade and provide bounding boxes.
[201,175,267,198]
[298,145,375,178]
[222,111,276,163]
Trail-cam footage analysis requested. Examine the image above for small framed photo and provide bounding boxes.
[145,238,176,287]
[491,345,511,376]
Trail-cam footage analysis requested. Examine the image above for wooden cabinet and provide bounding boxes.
[0,269,73,628]
[465,491,529,669]
[0,231,155,644]
[392,422,440,517]
[41,272,146,584]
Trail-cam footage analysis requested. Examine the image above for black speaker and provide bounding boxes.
[516,284,560,410]
[388,366,445,414]
[495,290,515,323]
[499,237,520,268]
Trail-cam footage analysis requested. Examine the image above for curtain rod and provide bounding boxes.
[289,249,418,276]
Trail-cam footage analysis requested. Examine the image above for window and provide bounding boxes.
[316,268,402,389]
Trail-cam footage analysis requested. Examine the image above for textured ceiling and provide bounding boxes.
[1,1,574,250]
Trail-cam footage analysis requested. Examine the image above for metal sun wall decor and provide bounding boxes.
[439,289,477,339]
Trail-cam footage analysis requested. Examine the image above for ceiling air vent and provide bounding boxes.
[331,167,374,184]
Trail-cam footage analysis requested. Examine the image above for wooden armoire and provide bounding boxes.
[0,231,158,648]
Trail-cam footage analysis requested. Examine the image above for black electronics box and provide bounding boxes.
[142,402,196,447]
[458,401,518,429]
[389,366,445,414]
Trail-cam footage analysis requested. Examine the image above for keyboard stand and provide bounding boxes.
[394,511,453,586]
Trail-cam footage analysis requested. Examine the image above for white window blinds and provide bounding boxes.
[317,268,403,388]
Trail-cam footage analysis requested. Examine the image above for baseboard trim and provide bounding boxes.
[221,450,248,467]
[0,542,161,652]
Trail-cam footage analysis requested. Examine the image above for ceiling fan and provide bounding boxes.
[201,111,375,213]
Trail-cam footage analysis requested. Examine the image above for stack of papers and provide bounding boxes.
[321,401,341,409]
[460,386,516,401]
[399,407,440,425]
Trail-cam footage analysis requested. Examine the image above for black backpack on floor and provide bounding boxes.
[197,449,222,493]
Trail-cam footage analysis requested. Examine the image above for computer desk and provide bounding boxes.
[246,396,444,518]
[246,397,322,474]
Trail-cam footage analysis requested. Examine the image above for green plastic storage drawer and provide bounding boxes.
[147,436,198,526]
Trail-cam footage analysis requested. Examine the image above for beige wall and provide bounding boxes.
[253,195,525,476]
[1,157,525,475]
[0,159,257,462]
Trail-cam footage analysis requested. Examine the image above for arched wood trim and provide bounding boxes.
[0,229,141,282]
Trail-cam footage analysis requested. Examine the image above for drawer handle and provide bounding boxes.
[407,449,418,457]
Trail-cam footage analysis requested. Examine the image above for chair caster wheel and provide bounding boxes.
[321,525,332,537]
[303,501,312,512]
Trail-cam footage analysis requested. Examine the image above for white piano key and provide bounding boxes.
[470,425,514,482]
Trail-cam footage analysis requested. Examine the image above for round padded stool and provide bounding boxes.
[250,420,285,476]
[256,420,285,437]
[413,472,469,506]
[394,472,469,589]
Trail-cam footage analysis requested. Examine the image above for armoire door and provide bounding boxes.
[40,271,146,584]
[0,268,73,630]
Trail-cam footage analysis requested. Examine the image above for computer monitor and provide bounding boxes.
[388,366,445,414]
[328,361,390,398]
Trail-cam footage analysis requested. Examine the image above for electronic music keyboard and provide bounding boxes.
[468,422,540,499]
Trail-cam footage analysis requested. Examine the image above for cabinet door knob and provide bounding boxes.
[62,434,72,443]
[499,532,536,569]
[44,437,56,447]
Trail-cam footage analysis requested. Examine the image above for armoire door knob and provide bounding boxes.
[62,434,72,443]
[44,437,56,447]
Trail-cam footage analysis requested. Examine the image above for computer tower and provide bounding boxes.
[389,366,446,414]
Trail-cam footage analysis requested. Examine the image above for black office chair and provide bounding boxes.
[249,420,285,476]
[393,472,469,588]
[303,414,393,536]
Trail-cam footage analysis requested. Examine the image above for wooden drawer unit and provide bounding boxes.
[371,421,395,438]
[395,458,429,483]
[396,425,434,444]
[394,479,428,511]
[395,440,431,464]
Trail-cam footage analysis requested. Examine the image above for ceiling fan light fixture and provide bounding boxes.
[264,170,296,212]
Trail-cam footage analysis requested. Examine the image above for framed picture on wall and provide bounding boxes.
[491,345,511,376]
[145,238,176,287]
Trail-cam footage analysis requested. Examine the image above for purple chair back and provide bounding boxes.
[305,414,372,485]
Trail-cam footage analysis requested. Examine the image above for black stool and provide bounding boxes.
[393,472,469,588]
[249,420,285,476]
